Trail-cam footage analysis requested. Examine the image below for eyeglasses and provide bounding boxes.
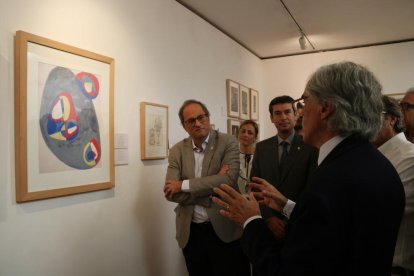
[184,114,209,126]
[292,95,309,111]
[400,101,414,111]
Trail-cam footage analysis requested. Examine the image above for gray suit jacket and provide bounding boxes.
[166,130,242,248]
[251,133,318,219]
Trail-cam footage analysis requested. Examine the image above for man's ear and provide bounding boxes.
[388,115,397,127]
[320,101,333,120]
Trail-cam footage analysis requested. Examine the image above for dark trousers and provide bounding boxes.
[183,222,250,276]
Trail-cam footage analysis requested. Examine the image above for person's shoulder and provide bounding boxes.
[256,135,277,146]
[399,140,414,160]
[293,133,317,151]
[215,131,237,143]
[170,137,190,151]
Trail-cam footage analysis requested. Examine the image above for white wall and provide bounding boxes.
[0,0,262,276]
[261,42,414,139]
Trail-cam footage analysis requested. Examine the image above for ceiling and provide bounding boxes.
[176,0,414,59]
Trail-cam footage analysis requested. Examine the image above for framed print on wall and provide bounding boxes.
[250,88,259,121]
[14,30,115,202]
[239,85,250,120]
[226,79,240,118]
[227,119,240,138]
[140,102,169,160]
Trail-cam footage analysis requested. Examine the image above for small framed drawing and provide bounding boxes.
[140,102,169,160]
[14,30,115,202]
[385,93,405,102]
[239,85,250,120]
[250,89,259,120]
[227,79,240,118]
[227,119,240,137]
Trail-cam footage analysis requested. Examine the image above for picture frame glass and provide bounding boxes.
[227,79,240,118]
[15,31,114,202]
[227,119,240,137]
[239,85,250,119]
[140,102,169,160]
[250,89,259,120]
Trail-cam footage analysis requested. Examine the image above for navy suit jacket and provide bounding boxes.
[251,133,318,219]
[242,136,405,275]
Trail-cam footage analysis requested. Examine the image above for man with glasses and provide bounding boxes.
[373,95,414,276]
[400,88,414,143]
[250,95,318,238]
[164,99,249,276]
[212,62,405,275]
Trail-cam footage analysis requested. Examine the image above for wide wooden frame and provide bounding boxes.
[227,118,240,138]
[226,79,240,118]
[15,30,115,202]
[140,102,169,160]
[239,84,250,120]
[250,88,259,121]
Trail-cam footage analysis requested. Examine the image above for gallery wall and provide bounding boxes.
[1,0,414,276]
[0,0,262,276]
[260,42,414,139]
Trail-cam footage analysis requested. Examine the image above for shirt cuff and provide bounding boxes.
[181,180,189,192]
[243,215,262,229]
[282,199,296,219]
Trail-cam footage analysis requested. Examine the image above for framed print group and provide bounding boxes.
[15,31,115,202]
[250,89,259,120]
[226,79,259,121]
[140,102,169,160]
[226,79,239,118]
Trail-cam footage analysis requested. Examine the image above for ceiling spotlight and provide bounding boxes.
[299,35,307,50]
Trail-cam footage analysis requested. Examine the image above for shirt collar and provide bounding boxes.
[192,132,210,152]
[277,131,295,145]
[378,132,407,153]
[318,135,347,165]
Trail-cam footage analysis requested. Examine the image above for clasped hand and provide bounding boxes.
[163,180,182,200]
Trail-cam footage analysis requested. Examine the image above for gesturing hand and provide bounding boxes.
[249,177,288,213]
[212,184,260,227]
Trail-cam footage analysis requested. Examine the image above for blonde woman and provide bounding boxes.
[238,120,258,194]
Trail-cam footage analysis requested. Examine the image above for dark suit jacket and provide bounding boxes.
[166,130,242,248]
[242,136,405,275]
[251,133,318,219]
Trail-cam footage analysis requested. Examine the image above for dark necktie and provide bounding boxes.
[279,141,289,171]
[244,154,252,178]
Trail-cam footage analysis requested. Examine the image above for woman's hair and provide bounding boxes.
[239,120,259,138]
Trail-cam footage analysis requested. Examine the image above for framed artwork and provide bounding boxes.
[385,92,405,102]
[226,79,240,118]
[14,30,115,202]
[239,85,250,120]
[227,119,240,137]
[140,102,169,160]
[250,88,259,120]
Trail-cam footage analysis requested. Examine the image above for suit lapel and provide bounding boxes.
[183,138,196,179]
[201,130,217,177]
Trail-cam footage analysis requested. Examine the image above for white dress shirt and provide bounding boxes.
[378,132,414,270]
[181,134,210,223]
